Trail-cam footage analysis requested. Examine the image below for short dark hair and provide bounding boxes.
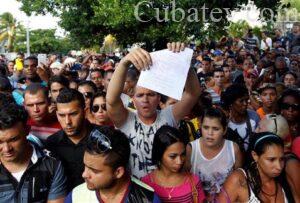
[0,103,28,130]
[0,76,12,92]
[90,69,104,77]
[56,88,85,109]
[24,83,48,99]
[127,68,139,81]
[221,84,249,110]
[0,92,15,108]
[201,107,228,129]
[78,80,97,93]
[25,55,38,64]
[213,67,224,76]
[48,75,70,89]
[86,126,130,170]
[152,125,187,168]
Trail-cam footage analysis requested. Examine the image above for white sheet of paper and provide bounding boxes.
[137,48,193,100]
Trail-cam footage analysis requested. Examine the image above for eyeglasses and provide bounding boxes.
[83,92,93,99]
[91,104,107,112]
[268,114,278,134]
[88,129,112,153]
[281,103,299,111]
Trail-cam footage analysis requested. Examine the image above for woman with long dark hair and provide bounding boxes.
[217,132,295,202]
[142,125,206,203]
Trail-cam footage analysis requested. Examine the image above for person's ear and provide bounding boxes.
[114,166,125,179]
[159,101,165,109]
[251,151,259,162]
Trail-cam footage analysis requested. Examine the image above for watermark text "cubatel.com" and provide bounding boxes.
[134,0,298,23]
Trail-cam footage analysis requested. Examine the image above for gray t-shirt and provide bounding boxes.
[119,106,176,179]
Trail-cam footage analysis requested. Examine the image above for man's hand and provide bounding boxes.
[120,42,185,71]
[167,42,185,52]
[48,102,57,114]
[37,63,50,82]
[120,48,152,71]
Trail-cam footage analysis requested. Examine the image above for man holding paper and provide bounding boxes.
[106,42,201,179]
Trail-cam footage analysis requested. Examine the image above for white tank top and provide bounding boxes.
[238,168,289,203]
[190,138,235,196]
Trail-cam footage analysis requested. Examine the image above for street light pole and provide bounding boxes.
[26,18,30,56]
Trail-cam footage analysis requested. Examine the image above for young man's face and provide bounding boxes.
[50,82,65,102]
[0,122,29,163]
[7,62,15,74]
[90,71,103,88]
[24,59,38,79]
[213,71,225,87]
[133,87,160,120]
[227,58,235,68]
[56,100,85,137]
[201,61,211,72]
[260,88,277,108]
[24,90,49,123]
[82,152,120,190]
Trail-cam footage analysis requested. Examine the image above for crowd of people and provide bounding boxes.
[0,22,299,203]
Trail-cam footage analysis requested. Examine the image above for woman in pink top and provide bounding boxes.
[142,125,206,203]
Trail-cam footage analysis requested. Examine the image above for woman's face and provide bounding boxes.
[283,74,296,87]
[201,117,226,147]
[244,74,256,90]
[290,61,299,73]
[252,144,284,178]
[232,95,249,114]
[91,96,109,125]
[161,142,186,173]
[281,95,299,122]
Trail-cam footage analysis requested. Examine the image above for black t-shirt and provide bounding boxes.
[45,122,94,192]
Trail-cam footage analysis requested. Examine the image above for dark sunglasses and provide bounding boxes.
[88,129,112,153]
[83,92,93,99]
[91,104,107,112]
[281,103,299,111]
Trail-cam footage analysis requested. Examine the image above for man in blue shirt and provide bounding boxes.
[0,103,67,203]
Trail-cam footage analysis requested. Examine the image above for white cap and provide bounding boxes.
[50,62,64,70]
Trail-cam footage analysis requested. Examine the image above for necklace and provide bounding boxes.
[167,187,175,200]
[261,182,278,202]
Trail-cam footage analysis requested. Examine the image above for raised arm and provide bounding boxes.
[106,48,152,128]
[172,68,201,123]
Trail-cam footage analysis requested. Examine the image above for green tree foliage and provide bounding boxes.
[228,20,250,38]
[14,29,80,54]
[18,0,281,50]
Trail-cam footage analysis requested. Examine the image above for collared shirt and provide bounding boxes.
[0,143,67,203]
[45,122,93,192]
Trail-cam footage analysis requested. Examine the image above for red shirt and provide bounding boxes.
[27,117,61,141]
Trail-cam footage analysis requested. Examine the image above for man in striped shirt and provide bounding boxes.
[24,83,61,141]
